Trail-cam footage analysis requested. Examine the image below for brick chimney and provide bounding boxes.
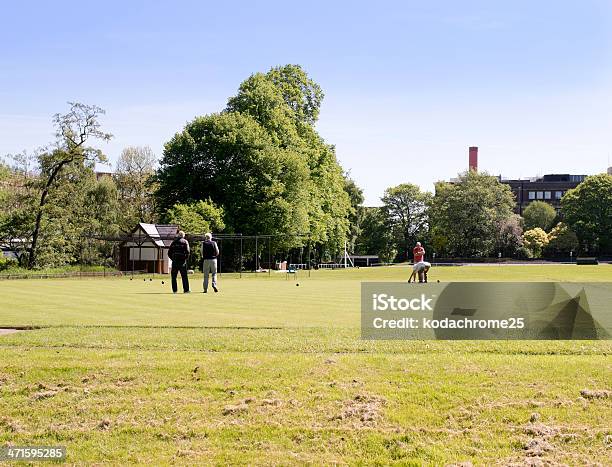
[469,146,478,172]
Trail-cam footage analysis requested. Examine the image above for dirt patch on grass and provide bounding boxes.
[332,394,387,426]
[222,403,249,416]
[507,416,599,465]
[579,388,610,399]
[222,397,257,416]
[0,329,21,336]
[261,398,282,407]
[32,389,58,401]
[97,419,111,430]
[524,422,559,438]
[222,396,284,416]
[524,437,554,457]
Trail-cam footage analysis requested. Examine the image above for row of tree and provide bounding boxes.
[0,65,354,269]
[353,171,612,262]
[2,64,611,270]
[0,128,158,269]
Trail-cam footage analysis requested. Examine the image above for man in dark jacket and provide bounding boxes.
[201,232,219,293]
[168,230,190,293]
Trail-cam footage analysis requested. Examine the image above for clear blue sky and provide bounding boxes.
[1,0,611,205]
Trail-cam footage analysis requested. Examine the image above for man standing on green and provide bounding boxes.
[202,232,219,293]
[169,230,190,294]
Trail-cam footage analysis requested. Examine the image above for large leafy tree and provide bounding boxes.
[226,65,350,255]
[28,103,112,267]
[156,65,351,254]
[561,174,612,254]
[431,171,516,257]
[3,104,115,269]
[381,183,431,261]
[523,200,557,231]
[157,112,310,248]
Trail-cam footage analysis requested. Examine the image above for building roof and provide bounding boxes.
[155,224,180,247]
[139,223,164,248]
[124,223,178,248]
[501,174,586,184]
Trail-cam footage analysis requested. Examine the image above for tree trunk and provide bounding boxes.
[27,193,47,268]
[27,160,71,268]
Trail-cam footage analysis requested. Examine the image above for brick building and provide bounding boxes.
[501,174,586,215]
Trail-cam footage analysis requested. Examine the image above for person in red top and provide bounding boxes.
[408,242,429,283]
[413,242,425,263]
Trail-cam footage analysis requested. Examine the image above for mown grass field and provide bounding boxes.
[0,265,611,465]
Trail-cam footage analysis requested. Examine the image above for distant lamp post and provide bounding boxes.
[433,252,436,264]
[570,250,573,263]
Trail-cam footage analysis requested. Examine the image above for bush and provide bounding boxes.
[523,201,557,231]
[0,255,18,271]
[522,228,549,258]
[546,222,578,255]
[517,245,534,259]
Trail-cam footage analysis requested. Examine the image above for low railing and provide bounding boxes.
[318,263,350,269]
[0,270,148,280]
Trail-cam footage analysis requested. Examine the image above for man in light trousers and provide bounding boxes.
[201,233,219,293]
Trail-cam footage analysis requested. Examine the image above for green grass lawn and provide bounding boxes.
[0,265,610,465]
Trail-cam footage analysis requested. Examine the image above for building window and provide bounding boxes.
[537,191,544,200]
[544,191,551,199]
[555,191,563,199]
[528,191,536,200]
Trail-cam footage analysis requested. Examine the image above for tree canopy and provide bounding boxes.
[381,183,431,261]
[523,200,557,231]
[561,174,612,254]
[431,171,516,257]
[156,65,351,253]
